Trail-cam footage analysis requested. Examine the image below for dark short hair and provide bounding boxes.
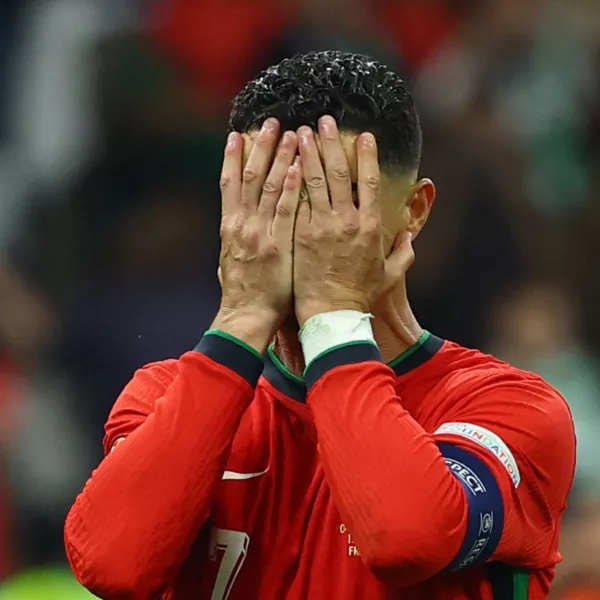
[229,50,422,170]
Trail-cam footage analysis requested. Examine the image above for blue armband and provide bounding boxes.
[438,443,504,572]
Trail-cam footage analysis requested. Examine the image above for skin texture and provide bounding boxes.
[212,119,302,353]
[214,117,436,372]
[242,128,419,255]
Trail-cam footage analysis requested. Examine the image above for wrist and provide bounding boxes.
[299,310,376,368]
[296,300,369,328]
[211,306,279,355]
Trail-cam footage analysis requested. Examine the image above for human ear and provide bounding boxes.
[405,178,436,239]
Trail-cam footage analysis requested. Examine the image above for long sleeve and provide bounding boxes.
[306,347,468,586]
[305,343,575,588]
[64,334,263,600]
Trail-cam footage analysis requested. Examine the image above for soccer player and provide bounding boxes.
[64,51,576,600]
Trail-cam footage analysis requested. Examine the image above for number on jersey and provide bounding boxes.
[209,528,250,600]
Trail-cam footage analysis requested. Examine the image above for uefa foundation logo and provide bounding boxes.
[435,422,521,487]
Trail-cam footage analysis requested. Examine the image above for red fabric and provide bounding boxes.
[65,342,575,599]
[65,353,255,599]
[309,342,575,594]
[559,590,600,600]
[0,355,17,578]
[382,1,457,71]
[148,0,292,100]
[0,355,15,402]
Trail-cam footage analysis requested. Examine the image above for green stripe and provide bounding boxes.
[513,569,530,600]
[203,330,263,361]
[387,330,431,369]
[267,345,304,385]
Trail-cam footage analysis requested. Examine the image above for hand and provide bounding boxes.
[213,119,302,352]
[293,116,409,326]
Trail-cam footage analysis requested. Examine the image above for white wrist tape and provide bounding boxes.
[299,310,376,368]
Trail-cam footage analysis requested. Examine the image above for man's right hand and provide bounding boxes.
[212,119,301,354]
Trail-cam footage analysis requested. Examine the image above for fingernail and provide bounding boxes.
[263,118,278,132]
[319,115,335,130]
[298,126,312,143]
[227,132,237,147]
[363,132,376,147]
[283,131,296,145]
[293,156,302,170]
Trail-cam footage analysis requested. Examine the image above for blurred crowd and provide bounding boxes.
[1,0,600,597]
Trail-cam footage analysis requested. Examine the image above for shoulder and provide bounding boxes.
[104,353,276,456]
[430,342,576,499]
[426,340,573,429]
[121,358,181,399]
[103,358,181,453]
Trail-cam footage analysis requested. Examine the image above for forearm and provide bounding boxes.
[308,358,468,582]
[299,313,467,583]
[65,335,262,599]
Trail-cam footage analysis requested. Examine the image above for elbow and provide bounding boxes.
[67,559,156,600]
[66,541,161,600]
[359,512,466,587]
[65,505,164,600]
[360,475,469,586]
[361,533,456,587]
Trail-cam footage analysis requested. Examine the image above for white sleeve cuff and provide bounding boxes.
[299,310,377,368]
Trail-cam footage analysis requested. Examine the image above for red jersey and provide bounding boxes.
[0,355,17,579]
[65,332,575,600]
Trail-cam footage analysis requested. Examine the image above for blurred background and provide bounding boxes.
[0,0,599,598]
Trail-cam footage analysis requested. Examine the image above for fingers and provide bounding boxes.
[272,157,302,242]
[242,118,280,212]
[259,131,298,219]
[298,126,330,214]
[220,132,243,218]
[383,232,415,291]
[295,192,312,245]
[357,132,381,219]
[318,116,353,213]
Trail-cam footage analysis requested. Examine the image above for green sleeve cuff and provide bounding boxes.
[203,330,263,361]
[196,330,264,387]
[304,342,383,390]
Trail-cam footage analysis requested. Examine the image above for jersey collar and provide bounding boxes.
[262,331,445,404]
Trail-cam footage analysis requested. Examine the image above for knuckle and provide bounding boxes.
[219,175,233,193]
[261,242,280,258]
[306,175,326,189]
[242,225,260,245]
[283,176,297,191]
[222,214,245,235]
[275,202,293,218]
[262,179,279,195]
[365,175,380,191]
[233,217,246,234]
[362,217,380,236]
[342,218,360,235]
[331,166,350,182]
[219,217,238,238]
[295,231,313,248]
[242,167,258,183]
[317,225,334,239]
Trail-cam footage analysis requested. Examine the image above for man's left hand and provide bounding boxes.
[293,116,411,326]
